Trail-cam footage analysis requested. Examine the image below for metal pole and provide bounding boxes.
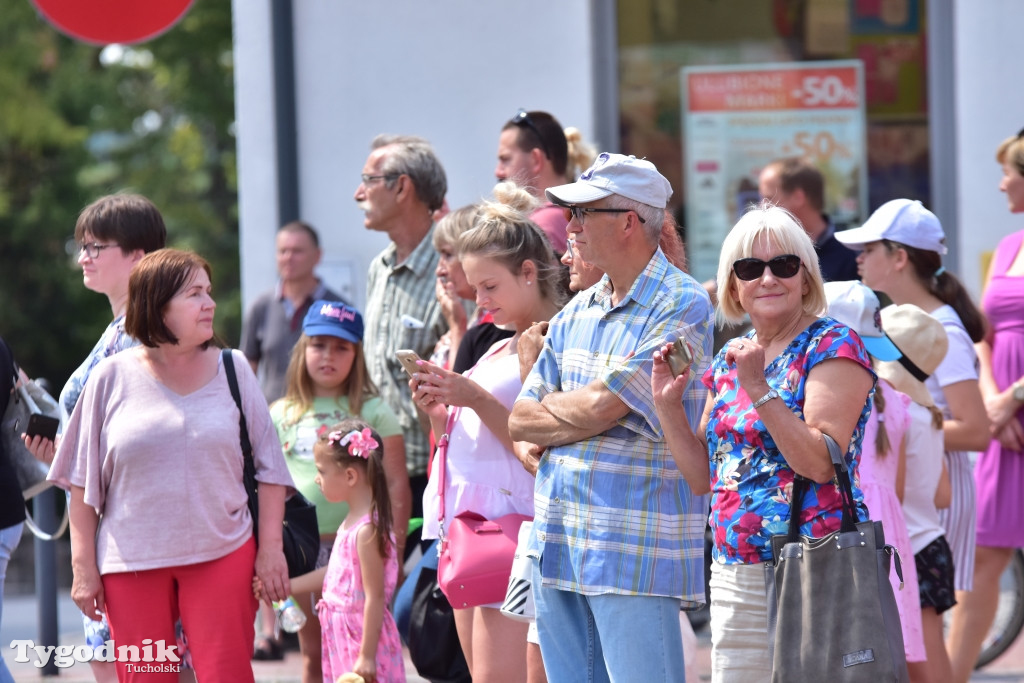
[272,0,300,227]
[927,0,958,271]
[33,489,60,676]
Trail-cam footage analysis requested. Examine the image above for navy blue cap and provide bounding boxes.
[302,300,363,343]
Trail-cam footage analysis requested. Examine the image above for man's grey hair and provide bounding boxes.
[371,134,447,212]
[604,194,664,245]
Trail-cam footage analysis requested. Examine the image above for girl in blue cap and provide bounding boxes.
[268,301,410,683]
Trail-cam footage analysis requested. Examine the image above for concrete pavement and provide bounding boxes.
[4,590,1024,681]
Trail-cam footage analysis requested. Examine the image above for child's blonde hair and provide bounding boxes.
[314,418,393,558]
[278,335,378,424]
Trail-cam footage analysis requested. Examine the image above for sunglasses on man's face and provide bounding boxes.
[732,254,802,281]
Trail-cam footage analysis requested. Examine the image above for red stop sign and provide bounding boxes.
[31,0,195,45]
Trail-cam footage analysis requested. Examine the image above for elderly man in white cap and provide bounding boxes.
[509,153,713,680]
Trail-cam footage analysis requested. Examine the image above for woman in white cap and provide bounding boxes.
[947,130,1024,681]
[836,199,990,635]
[874,303,954,683]
[825,281,934,680]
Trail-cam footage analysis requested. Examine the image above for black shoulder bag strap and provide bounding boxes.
[222,348,261,541]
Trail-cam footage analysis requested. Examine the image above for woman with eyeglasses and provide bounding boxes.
[23,193,168,683]
[944,131,1024,683]
[651,202,875,682]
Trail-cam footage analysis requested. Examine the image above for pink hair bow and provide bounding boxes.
[328,428,378,458]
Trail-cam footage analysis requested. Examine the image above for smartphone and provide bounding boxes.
[25,414,59,441]
[395,349,423,376]
[666,336,693,379]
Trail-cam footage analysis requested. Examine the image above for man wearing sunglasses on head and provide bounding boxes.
[510,152,713,681]
[758,156,859,282]
[496,110,575,254]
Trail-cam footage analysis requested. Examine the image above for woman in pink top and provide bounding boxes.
[49,249,295,683]
[410,183,566,683]
[948,130,1024,682]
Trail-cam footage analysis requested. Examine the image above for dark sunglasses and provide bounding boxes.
[732,254,802,281]
[510,109,550,159]
[561,205,645,226]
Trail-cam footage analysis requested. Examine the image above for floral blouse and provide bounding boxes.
[703,317,874,565]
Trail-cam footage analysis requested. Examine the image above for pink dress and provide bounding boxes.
[977,229,1024,547]
[317,514,406,683]
[860,382,926,662]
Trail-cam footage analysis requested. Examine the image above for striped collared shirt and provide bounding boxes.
[364,227,445,477]
[518,249,713,603]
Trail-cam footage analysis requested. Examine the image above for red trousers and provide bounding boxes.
[102,537,258,682]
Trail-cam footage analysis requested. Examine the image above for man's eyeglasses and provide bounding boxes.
[360,173,398,185]
[510,109,550,159]
[561,205,645,226]
[732,254,802,281]
[79,242,118,259]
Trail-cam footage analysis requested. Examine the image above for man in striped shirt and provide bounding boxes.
[510,153,713,680]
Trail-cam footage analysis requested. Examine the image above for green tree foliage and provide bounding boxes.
[0,0,239,386]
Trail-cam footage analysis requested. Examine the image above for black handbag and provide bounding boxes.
[222,349,320,578]
[766,433,909,682]
[408,564,472,683]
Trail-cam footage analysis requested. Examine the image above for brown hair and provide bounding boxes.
[502,111,569,176]
[277,335,378,422]
[880,240,986,343]
[660,212,687,271]
[314,419,393,558]
[873,383,891,457]
[75,193,167,255]
[125,249,214,348]
[766,157,825,212]
[278,220,321,248]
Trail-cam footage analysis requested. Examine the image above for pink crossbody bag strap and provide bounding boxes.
[435,406,460,543]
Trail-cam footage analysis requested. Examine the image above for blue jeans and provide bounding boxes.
[531,556,686,682]
[0,523,24,683]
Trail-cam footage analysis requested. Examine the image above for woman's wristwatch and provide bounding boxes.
[1013,380,1024,403]
[753,388,780,409]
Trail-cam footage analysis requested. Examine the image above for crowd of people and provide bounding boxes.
[0,113,1021,683]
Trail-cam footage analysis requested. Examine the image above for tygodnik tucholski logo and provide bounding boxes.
[10,639,181,671]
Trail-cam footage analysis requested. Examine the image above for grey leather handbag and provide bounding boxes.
[766,433,909,683]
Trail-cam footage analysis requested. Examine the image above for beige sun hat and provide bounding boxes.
[875,304,948,407]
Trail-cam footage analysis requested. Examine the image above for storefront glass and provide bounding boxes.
[617,0,930,265]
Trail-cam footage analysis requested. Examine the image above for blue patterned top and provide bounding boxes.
[703,317,874,565]
[59,316,137,430]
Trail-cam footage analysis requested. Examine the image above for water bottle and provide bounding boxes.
[273,597,307,633]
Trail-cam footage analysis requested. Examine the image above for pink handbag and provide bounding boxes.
[435,408,531,609]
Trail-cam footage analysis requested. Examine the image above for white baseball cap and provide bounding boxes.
[824,281,901,362]
[545,153,672,209]
[835,199,948,255]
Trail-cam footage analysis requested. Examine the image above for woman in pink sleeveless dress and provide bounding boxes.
[949,130,1024,681]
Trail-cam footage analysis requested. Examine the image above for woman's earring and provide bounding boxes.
[526,281,532,285]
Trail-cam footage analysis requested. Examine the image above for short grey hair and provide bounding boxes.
[371,134,448,212]
[715,201,825,325]
[603,194,664,245]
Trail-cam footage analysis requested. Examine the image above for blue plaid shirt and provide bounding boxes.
[518,249,713,604]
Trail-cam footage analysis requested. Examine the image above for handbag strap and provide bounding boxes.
[222,349,260,531]
[786,433,860,544]
[435,406,460,540]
